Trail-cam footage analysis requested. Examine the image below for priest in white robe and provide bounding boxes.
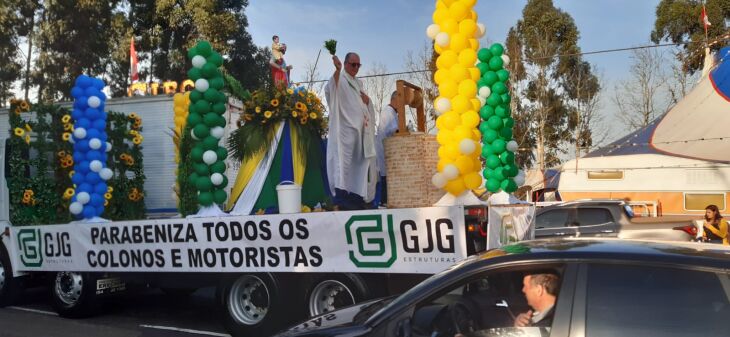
[325,52,377,210]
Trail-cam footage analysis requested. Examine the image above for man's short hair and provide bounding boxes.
[272,35,279,41]
[344,52,358,63]
[390,91,398,101]
[528,272,560,296]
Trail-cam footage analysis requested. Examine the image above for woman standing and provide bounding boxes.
[702,204,728,245]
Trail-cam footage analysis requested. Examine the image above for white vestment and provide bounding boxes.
[375,104,398,176]
[325,71,377,202]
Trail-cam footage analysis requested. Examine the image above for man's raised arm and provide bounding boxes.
[332,55,342,87]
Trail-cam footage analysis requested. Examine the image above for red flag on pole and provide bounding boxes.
[702,5,712,33]
[130,37,139,83]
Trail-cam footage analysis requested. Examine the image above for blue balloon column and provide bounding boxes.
[68,75,114,219]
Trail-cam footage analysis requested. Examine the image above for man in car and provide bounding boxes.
[514,272,559,328]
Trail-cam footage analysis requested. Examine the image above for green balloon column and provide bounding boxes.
[478,43,519,193]
[186,41,229,207]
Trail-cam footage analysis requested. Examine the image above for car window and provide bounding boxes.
[586,264,730,337]
[576,208,613,226]
[536,210,569,229]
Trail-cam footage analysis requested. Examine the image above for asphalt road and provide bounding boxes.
[0,286,235,337]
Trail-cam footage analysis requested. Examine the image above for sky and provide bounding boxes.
[246,0,669,151]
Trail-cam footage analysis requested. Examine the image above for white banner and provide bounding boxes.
[9,207,466,274]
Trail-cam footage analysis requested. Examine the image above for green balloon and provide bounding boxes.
[500,127,513,140]
[187,112,203,126]
[187,47,198,59]
[202,136,219,150]
[216,147,228,161]
[486,179,501,192]
[189,90,203,103]
[477,48,492,62]
[481,142,495,158]
[196,176,213,192]
[191,147,204,162]
[487,116,503,130]
[490,43,504,56]
[487,93,502,107]
[483,128,499,143]
[220,175,228,188]
[479,105,495,119]
[217,91,228,104]
[210,161,226,174]
[479,121,489,134]
[492,139,507,154]
[482,168,493,179]
[504,117,515,128]
[500,151,515,165]
[195,100,211,114]
[501,93,511,105]
[188,172,199,185]
[209,52,224,67]
[194,162,209,176]
[492,166,506,181]
[215,114,227,127]
[201,62,218,78]
[495,105,507,118]
[491,82,507,95]
[476,62,490,75]
[188,68,202,81]
[482,71,498,86]
[198,191,213,206]
[196,41,213,57]
[203,88,220,102]
[213,188,227,204]
[497,69,510,82]
[193,124,210,139]
[212,102,226,115]
[503,164,518,178]
[203,112,218,127]
[486,155,501,169]
[504,179,518,192]
[210,77,225,90]
[489,56,504,71]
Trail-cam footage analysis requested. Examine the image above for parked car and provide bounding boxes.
[274,238,730,337]
[534,200,693,241]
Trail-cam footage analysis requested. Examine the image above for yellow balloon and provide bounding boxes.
[449,33,468,52]
[441,19,458,35]
[434,69,448,85]
[435,114,446,130]
[437,145,448,159]
[173,94,184,105]
[459,19,477,37]
[472,156,482,169]
[436,129,453,145]
[433,9,448,24]
[458,80,477,98]
[448,2,468,21]
[464,172,482,190]
[458,49,477,68]
[451,95,469,113]
[454,125,473,140]
[445,143,461,159]
[174,116,185,126]
[174,107,184,116]
[445,178,467,195]
[470,98,481,111]
[469,67,481,81]
[455,155,473,174]
[442,0,457,6]
[442,111,460,129]
[449,64,468,82]
[461,110,480,128]
[472,129,482,141]
[470,9,478,21]
[439,80,458,98]
[437,50,458,69]
[468,38,479,50]
[435,44,444,54]
[436,0,448,11]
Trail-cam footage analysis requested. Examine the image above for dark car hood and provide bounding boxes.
[273,298,386,337]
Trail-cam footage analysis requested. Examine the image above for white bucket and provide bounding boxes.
[276,181,302,214]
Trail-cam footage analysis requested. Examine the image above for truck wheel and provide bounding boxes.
[218,273,292,337]
[306,274,368,317]
[49,271,101,318]
[0,243,22,307]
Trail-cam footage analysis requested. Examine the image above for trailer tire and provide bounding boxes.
[49,271,101,318]
[305,273,369,317]
[0,243,22,307]
[218,273,293,337]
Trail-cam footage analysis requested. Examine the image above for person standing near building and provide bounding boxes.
[375,91,399,206]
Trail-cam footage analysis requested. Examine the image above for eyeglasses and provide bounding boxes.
[348,62,362,68]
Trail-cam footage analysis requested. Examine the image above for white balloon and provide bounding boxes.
[73,127,87,139]
[514,170,526,186]
[478,86,491,98]
[211,173,224,186]
[434,97,451,115]
[203,150,218,165]
[87,96,101,108]
[171,192,179,203]
[68,137,75,144]
[100,168,113,180]
[477,96,486,107]
[210,126,225,139]
[195,79,210,92]
[77,192,90,205]
[506,140,519,152]
[89,160,103,172]
[69,202,83,215]
[501,55,510,67]
[459,139,476,155]
[431,172,447,188]
[443,164,459,180]
[476,23,486,38]
[89,138,102,150]
[426,24,441,39]
[192,55,207,69]
[105,142,112,152]
[435,32,450,47]
[190,129,199,140]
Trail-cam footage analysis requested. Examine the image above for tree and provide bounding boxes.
[612,47,667,131]
[565,62,602,159]
[362,61,392,121]
[0,0,25,106]
[651,0,730,74]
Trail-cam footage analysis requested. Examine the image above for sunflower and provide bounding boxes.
[62,115,71,123]
[309,112,317,119]
[291,110,298,117]
[63,188,75,200]
[14,128,24,136]
[120,153,129,160]
[295,102,306,111]
[69,170,75,178]
[13,107,21,114]
[129,113,139,119]
[104,200,109,207]
[62,132,71,141]
[132,137,142,145]
[270,99,279,107]
[264,110,273,118]
[104,193,112,200]
[9,98,17,105]
[244,114,253,121]
[64,123,73,131]
[57,150,66,157]
[287,88,294,95]
[19,100,29,111]
[24,135,30,144]
[126,157,135,166]
[107,186,114,193]
[300,116,308,125]
[24,124,32,132]
[129,130,138,136]
[298,91,305,97]
[255,106,262,113]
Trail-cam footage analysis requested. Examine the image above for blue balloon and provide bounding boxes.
[72,172,85,185]
[71,108,84,121]
[77,118,91,129]
[78,183,93,193]
[86,128,100,139]
[79,160,90,173]
[101,153,108,161]
[75,75,92,89]
[73,152,85,163]
[85,108,100,120]
[82,206,95,219]
[90,193,104,207]
[84,87,100,98]
[76,140,90,152]
[86,150,102,161]
[98,91,107,100]
[92,78,105,90]
[86,172,101,184]
[94,182,107,195]
[99,133,107,142]
[92,119,106,130]
[74,96,89,109]
[95,205,104,217]
[71,87,83,98]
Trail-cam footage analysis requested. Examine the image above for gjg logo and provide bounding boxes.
[345,215,397,268]
[17,228,42,267]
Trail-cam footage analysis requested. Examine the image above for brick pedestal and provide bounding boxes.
[384,133,444,208]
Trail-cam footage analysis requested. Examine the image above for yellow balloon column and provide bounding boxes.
[428,0,486,196]
[172,92,190,163]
